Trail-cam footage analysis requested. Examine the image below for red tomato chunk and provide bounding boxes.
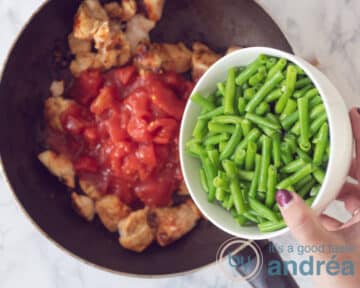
[49,66,192,207]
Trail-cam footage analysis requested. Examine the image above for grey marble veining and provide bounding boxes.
[1,0,360,287]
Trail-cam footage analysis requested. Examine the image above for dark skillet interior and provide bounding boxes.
[0,0,291,275]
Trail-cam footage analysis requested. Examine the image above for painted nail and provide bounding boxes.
[276,190,293,208]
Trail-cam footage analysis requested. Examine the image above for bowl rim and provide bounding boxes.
[179,46,349,240]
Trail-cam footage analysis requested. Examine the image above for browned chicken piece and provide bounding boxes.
[226,45,243,55]
[191,42,221,81]
[134,41,192,73]
[177,181,189,196]
[95,195,131,232]
[148,199,202,247]
[68,33,92,55]
[70,52,103,76]
[125,14,155,52]
[94,21,131,69]
[143,0,165,21]
[49,80,64,98]
[118,208,155,252]
[71,192,95,221]
[79,178,102,200]
[38,150,75,188]
[104,0,137,21]
[44,96,74,131]
[73,0,109,40]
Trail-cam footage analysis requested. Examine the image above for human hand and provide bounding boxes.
[275,108,360,287]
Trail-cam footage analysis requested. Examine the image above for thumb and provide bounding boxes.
[276,190,329,245]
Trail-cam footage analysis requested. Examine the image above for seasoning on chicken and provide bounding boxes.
[71,192,95,221]
[125,14,155,52]
[191,42,221,81]
[79,178,102,200]
[148,200,201,247]
[104,0,137,21]
[49,80,65,98]
[134,41,192,73]
[95,195,131,232]
[118,208,155,252]
[44,97,74,131]
[38,150,75,188]
[143,0,165,21]
[73,0,109,40]
[68,33,92,55]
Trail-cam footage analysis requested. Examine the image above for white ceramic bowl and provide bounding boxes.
[179,47,352,240]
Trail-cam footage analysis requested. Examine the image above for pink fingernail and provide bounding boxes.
[276,190,293,208]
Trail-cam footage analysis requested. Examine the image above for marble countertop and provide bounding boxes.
[0,0,359,287]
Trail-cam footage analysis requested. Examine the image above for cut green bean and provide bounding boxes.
[241,119,252,136]
[299,178,317,197]
[204,133,229,146]
[224,67,236,114]
[298,97,311,151]
[244,88,256,100]
[220,125,243,160]
[208,122,235,134]
[266,165,277,207]
[238,97,247,115]
[280,98,297,120]
[192,118,208,140]
[277,163,313,189]
[280,142,292,165]
[217,82,226,96]
[236,54,267,86]
[212,115,243,124]
[198,107,224,119]
[258,136,272,192]
[294,84,313,98]
[234,128,262,151]
[294,174,313,191]
[234,148,246,166]
[249,198,279,222]
[245,113,281,131]
[295,77,311,89]
[271,133,281,168]
[281,158,306,174]
[245,141,257,170]
[258,220,286,232]
[310,111,327,136]
[281,111,299,131]
[275,65,297,114]
[200,168,208,193]
[230,178,246,214]
[215,187,227,201]
[222,160,237,178]
[267,58,287,80]
[313,168,325,184]
[191,92,215,111]
[313,123,329,165]
[265,88,282,103]
[201,156,217,201]
[208,149,220,168]
[238,170,255,182]
[249,155,262,198]
[255,102,270,115]
[249,67,266,86]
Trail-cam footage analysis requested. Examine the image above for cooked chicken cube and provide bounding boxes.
[96,195,131,232]
[134,41,192,73]
[125,15,155,52]
[118,208,155,252]
[94,21,131,69]
[177,181,189,196]
[38,150,75,188]
[104,0,137,21]
[226,45,243,55]
[44,96,74,131]
[148,200,201,247]
[73,0,109,40]
[104,2,123,19]
[70,52,103,76]
[49,80,65,97]
[143,0,165,21]
[68,33,92,55]
[79,178,102,200]
[71,192,95,221]
[191,42,221,81]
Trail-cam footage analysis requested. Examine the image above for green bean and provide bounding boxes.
[266,113,281,125]
[192,118,208,140]
[313,168,325,184]
[200,168,208,193]
[310,111,327,136]
[217,82,226,96]
[280,142,292,165]
[255,102,270,115]
[245,113,281,131]
[238,97,247,115]
[186,142,205,158]
[235,54,267,86]
[267,58,287,80]
[235,215,249,226]
[249,67,266,86]
[234,148,246,167]
[258,124,277,137]
[215,187,227,201]
[238,170,255,181]
[294,174,313,191]
[245,141,257,170]
[304,88,319,101]
[284,133,297,153]
[310,104,325,120]
[299,178,317,197]
[310,185,321,197]
[280,158,306,174]
[295,77,312,89]
[277,163,313,189]
[204,133,229,146]
[212,115,243,124]
[208,122,235,134]
[258,220,286,232]
[201,156,217,201]
[271,133,281,168]
[191,92,215,110]
[245,71,285,112]
[208,149,220,168]
[234,128,261,152]
[213,173,229,190]
[198,107,224,119]
[241,119,252,136]
[266,165,277,207]
[258,136,272,192]
[296,148,312,163]
[223,194,234,210]
[313,123,329,165]
[266,57,277,69]
[293,84,313,98]
[249,197,279,222]
[281,111,299,130]
[309,95,322,107]
[224,67,236,114]
[249,155,261,198]
[265,88,282,103]
[220,125,243,160]
[219,141,227,153]
[230,178,246,214]
[275,65,297,114]
[244,88,256,100]
[280,99,297,120]
[222,160,237,178]
[290,121,300,135]
[298,97,311,151]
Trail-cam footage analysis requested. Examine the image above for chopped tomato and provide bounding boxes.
[127,116,151,143]
[124,88,151,119]
[90,86,115,116]
[83,127,98,143]
[107,114,128,142]
[148,118,178,144]
[74,156,98,173]
[136,143,156,169]
[113,66,137,85]
[70,70,104,105]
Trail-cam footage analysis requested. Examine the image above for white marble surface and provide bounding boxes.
[0,0,359,287]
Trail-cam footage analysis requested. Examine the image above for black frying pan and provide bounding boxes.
[0,0,295,284]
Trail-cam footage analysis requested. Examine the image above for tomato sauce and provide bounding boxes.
[47,67,194,207]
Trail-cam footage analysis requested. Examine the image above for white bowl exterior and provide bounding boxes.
[180,47,353,240]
